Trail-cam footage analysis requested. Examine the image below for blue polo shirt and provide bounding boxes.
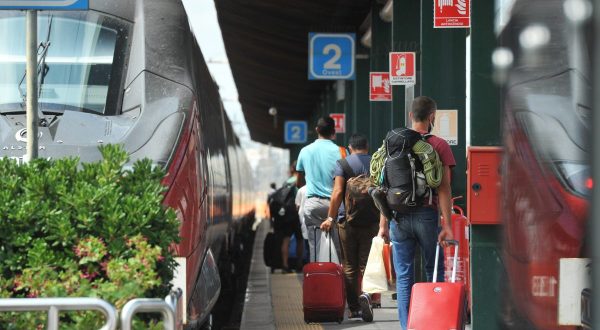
[296,139,343,198]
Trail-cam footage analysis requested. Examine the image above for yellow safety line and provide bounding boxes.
[271,272,324,330]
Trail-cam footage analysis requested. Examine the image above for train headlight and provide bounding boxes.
[555,161,591,196]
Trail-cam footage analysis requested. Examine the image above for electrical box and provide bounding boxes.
[467,147,502,224]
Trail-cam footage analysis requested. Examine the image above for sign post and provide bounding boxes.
[0,0,89,160]
[369,72,392,102]
[308,33,355,80]
[26,10,38,160]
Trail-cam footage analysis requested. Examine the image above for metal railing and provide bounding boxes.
[0,297,118,330]
[121,288,182,330]
[0,288,182,330]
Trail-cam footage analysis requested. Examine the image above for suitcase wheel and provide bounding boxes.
[337,318,343,324]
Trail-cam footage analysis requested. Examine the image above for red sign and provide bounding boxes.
[389,52,416,85]
[369,72,392,102]
[434,0,470,28]
[330,113,346,134]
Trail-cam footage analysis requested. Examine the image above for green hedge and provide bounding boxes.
[0,145,180,329]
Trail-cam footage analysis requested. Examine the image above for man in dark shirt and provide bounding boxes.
[321,133,378,322]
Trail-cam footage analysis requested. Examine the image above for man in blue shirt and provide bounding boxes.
[296,116,345,262]
[320,133,379,322]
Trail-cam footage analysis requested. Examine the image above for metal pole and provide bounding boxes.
[404,84,414,126]
[593,0,600,328]
[26,10,38,160]
[47,306,59,330]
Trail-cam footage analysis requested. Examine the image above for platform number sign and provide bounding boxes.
[0,0,88,10]
[309,33,355,80]
[284,121,307,144]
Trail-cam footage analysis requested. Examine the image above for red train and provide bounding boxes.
[499,0,591,328]
[0,0,255,328]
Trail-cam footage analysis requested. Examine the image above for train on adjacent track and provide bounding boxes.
[499,0,591,328]
[0,0,255,328]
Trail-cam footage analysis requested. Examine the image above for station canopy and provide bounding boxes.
[215,0,371,147]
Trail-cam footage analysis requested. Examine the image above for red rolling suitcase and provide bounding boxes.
[302,229,345,324]
[407,240,466,330]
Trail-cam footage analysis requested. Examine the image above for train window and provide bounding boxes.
[0,11,130,116]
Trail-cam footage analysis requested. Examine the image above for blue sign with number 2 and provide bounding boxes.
[284,121,307,144]
[0,0,88,10]
[309,33,355,80]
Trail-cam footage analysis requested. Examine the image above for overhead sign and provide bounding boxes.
[0,0,88,10]
[369,72,392,102]
[389,52,416,85]
[309,33,355,80]
[284,121,308,144]
[434,0,470,28]
[430,109,458,145]
[330,113,345,134]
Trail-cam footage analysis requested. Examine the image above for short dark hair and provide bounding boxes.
[316,116,335,137]
[348,133,368,150]
[411,96,437,122]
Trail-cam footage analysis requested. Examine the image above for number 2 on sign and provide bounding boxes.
[291,126,301,140]
[323,44,342,70]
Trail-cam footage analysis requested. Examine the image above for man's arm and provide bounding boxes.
[377,213,389,241]
[437,165,454,246]
[320,176,345,232]
[296,171,305,188]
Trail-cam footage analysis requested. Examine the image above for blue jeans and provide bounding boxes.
[390,207,444,330]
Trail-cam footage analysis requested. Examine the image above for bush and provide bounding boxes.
[0,145,180,329]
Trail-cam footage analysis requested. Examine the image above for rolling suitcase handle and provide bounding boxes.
[312,227,334,263]
[432,240,459,283]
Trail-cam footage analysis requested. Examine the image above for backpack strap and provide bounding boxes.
[337,158,355,181]
[339,146,347,159]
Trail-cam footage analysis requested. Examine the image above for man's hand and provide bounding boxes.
[378,224,389,242]
[320,217,334,232]
[438,224,454,247]
[378,213,389,242]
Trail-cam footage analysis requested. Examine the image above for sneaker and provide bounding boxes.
[359,293,373,322]
[348,310,362,319]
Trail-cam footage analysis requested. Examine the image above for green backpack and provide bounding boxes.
[369,136,443,188]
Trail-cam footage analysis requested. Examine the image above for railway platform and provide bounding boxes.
[240,218,413,330]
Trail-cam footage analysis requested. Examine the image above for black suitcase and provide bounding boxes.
[263,232,283,272]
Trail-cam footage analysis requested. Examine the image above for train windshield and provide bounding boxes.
[0,11,130,115]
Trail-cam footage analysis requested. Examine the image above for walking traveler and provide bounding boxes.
[296,116,345,261]
[377,96,455,329]
[320,133,379,322]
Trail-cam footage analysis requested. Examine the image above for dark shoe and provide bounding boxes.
[359,293,373,322]
[369,187,393,220]
[348,310,362,319]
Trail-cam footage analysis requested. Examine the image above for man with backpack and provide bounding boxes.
[267,182,303,273]
[320,133,379,322]
[377,96,455,330]
[296,116,346,263]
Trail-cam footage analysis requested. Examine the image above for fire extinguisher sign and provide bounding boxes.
[389,52,416,86]
[434,0,470,28]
